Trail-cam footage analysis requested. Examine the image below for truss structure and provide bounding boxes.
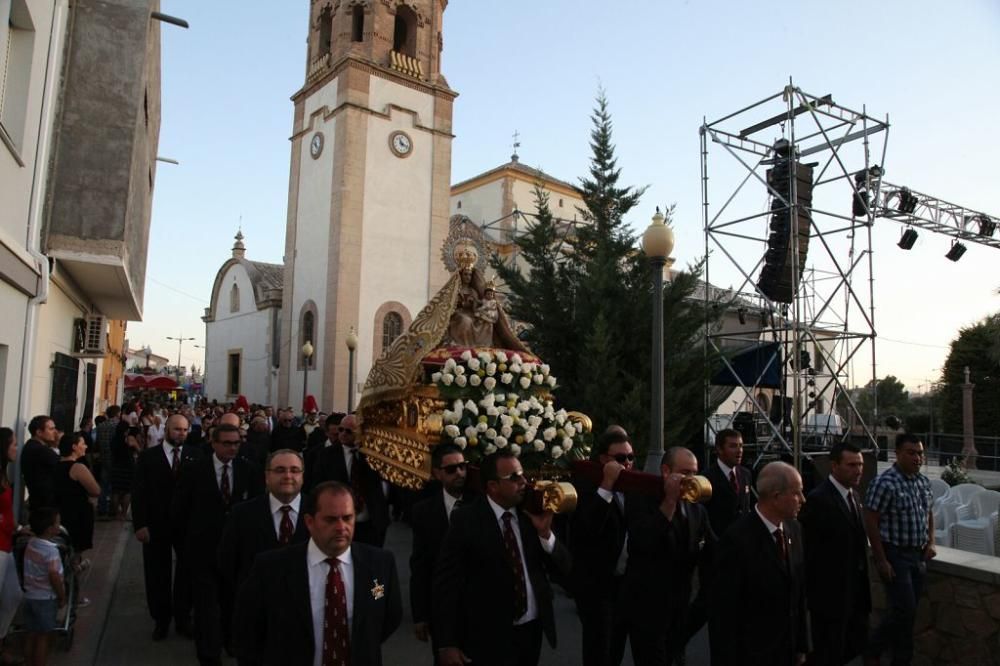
[873,181,1000,250]
[701,81,890,467]
[479,208,586,271]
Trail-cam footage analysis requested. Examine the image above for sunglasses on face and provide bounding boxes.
[438,462,467,475]
[497,471,526,483]
[611,453,635,464]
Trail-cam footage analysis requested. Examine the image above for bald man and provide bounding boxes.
[133,413,204,640]
[709,462,808,666]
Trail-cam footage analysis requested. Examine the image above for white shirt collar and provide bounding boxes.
[755,505,781,534]
[486,495,515,522]
[268,493,301,515]
[307,538,353,568]
[717,458,735,478]
[828,475,854,503]
[324,438,335,448]
[212,454,230,472]
[442,488,460,516]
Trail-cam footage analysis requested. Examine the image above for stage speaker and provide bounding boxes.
[732,411,757,445]
[757,149,814,304]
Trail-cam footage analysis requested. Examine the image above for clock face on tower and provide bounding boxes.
[310,132,324,159]
[389,130,413,158]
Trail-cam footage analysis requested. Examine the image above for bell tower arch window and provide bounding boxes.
[373,301,412,359]
[229,283,240,313]
[393,5,417,57]
[351,5,364,42]
[317,4,333,56]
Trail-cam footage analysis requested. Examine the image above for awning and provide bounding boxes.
[124,374,180,391]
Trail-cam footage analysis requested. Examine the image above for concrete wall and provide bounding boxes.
[204,264,276,406]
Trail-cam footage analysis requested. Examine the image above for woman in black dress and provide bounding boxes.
[54,432,100,554]
[110,422,141,520]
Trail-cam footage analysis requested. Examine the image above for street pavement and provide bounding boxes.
[52,517,715,665]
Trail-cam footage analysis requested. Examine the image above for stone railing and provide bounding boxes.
[389,50,423,80]
[869,546,1000,664]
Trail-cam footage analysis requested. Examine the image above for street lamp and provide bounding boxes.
[346,327,358,412]
[641,206,675,473]
[166,334,195,378]
[302,340,314,412]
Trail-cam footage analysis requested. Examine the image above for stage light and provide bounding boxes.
[976,215,996,237]
[945,241,967,262]
[888,188,919,214]
[897,228,918,250]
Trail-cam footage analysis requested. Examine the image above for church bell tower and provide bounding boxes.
[279,0,456,412]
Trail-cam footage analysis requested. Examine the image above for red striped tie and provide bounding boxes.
[322,558,350,666]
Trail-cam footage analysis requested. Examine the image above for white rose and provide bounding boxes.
[454,437,467,449]
[484,444,497,455]
[528,415,543,428]
[477,421,488,433]
[495,351,508,363]
[500,425,513,438]
[534,440,545,452]
[431,372,442,383]
[464,426,477,439]
[564,423,576,437]
[519,376,531,389]
[495,405,507,415]
[543,427,557,442]
[530,397,543,410]
[461,350,473,362]
[485,428,497,440]
[454,365,465,376]
[510,364,522,375]
[469,374,481,387]
[464,400,478,413]
[544,408,555,420]
[511,354,523,365]
[510,444,521,457]
[479,393,496,408]
[486,406,499,417]
[442,374,455,386]
[555,409,567,425]
[494,393,506,402]
[523,362,535,373]
[486,362,497,376]
[501,373,514,385]
[455,374,468,387]
[478,351,493,364]
[495,436,508,448]
[540,364,550,375]
[483,377,496,391]
[500,415,513,428]
[551,445,563,459]
[533,374,544,385]
[444,358,456,371]
[453,399,464,412]
[546,376,557,387]
[509,407,521,419]
[444,424,460,438]
[441,410,454,423]
[468,358,481,371]
[524,428,537,443]
[563,438,574,451]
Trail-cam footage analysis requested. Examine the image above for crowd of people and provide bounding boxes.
[0,397,936,666]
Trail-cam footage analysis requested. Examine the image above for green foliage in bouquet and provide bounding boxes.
[431,349,591,467]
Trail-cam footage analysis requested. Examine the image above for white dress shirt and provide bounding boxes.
[486,496,556,625]
[268,493,301,538]
[162,441,178,467]
[308,540,353,666]
[596,487,629,575]
[755,505,781,536]
[442,488,461,520]
[829,476,860,518]
[212,454,232,491]
[717,458,736,481]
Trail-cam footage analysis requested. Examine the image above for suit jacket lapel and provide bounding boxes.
[752,513,789,578]
[351,544,371,642]
[259,495,279,547]
[331,444,349,481]
[291,544,313,645]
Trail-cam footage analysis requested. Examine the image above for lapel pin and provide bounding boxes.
[371,579,385,600]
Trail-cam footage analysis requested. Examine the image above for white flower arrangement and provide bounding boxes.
[431,352,588,465]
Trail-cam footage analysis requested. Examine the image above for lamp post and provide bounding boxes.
[142,344,152,370]
[346,327,358,412]
[166,334,195,378]
[641,207,675,473]
[302,341,314,412]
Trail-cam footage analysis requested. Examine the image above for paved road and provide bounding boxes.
[50,517,715,665]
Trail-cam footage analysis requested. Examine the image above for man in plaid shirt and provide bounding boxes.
[863,433,935,666]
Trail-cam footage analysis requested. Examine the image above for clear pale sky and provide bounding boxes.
[131,0,1000,392]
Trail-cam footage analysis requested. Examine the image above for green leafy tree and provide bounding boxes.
[854,375,910,426]
[493,91,722,461]
[939,314,1000,436]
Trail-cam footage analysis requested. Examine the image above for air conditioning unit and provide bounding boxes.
[73,315,107,357]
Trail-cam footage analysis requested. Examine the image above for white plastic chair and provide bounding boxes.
[930,479,949,508]
[951,491,1000,556]
[933,500,959,548]
[950,483,986,505]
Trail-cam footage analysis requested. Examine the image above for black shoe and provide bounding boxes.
[175,618,193,639]
[152,622,169,641]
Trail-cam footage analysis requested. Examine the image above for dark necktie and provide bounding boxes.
[450,498,464,522]
[847,489,861,525]
[220,464,231,505]
[773,526,787,563]
[322,558,350,666]
[349,451,366,512]
[278,505,294,544]
[171,447,180,477]
[729,469,739,494]
[501,512,528,620]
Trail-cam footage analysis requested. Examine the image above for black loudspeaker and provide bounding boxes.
[732,411,757,445]
[769,396,793,426]
[758,153,814,304]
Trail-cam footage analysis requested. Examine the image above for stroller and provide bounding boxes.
[10,527,80,649]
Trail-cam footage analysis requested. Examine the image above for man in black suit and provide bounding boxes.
[218,448,309,601]
[234,481,402,666]
[432,450,572,666]
[303,412,343,483]
[800,443,870,666]
[409,444,475,655]
[20,415,60,516]
[307,414,390,546]
[569,426,639,666]
[270,408,305,453]
[703,428,755,538]
[172,423,262,666]
[709,461,808,666]
[132,413,203,640]
[623,447,717,666]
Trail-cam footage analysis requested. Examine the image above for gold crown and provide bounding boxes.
[484,276,497,291]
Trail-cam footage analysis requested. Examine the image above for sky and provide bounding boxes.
[131,0,1000,392]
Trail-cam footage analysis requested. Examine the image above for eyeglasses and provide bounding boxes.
[216,440,241,448]
[339,427,353,433]
[612,453,636,464]
[438,462,467,474]
[267,466,304,475]
[497,471,526,483]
